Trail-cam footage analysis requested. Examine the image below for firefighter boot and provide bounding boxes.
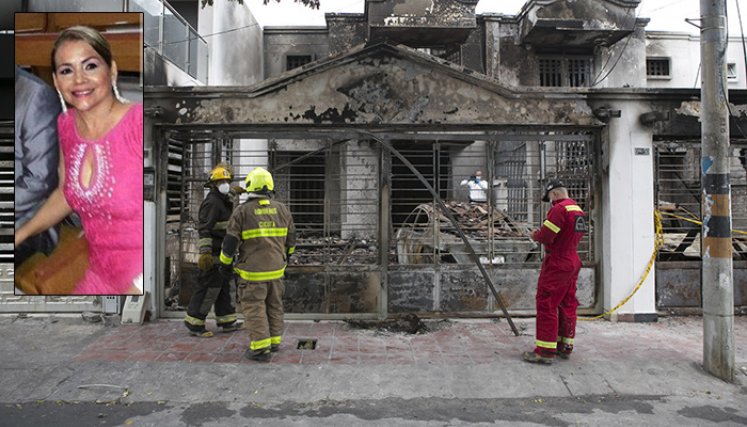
[221,321,243,333]
[245,348,271,363]
[557,342,573,360]
[270,344,280,353]
[521,350,554,365]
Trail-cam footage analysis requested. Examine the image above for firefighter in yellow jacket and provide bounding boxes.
[219,167,295,362]
[184,165,242,337]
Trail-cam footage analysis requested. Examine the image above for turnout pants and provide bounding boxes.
[185,261,237,332]
[534,257,580,356]
[238,279,285,353]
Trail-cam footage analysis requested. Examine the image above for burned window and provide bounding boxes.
[654,140,747,261]
[646,58,670,78]
[286,55,312,71]
[539,58,563,87]
[538,56,591,87]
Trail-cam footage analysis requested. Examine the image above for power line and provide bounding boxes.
[591,6,641,87]
[160,21,261,46]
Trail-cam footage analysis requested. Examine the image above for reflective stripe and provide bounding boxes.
[560,337,574,345]
[250,338,272,351]
[216,313,238,324]
[198,237,212,251]
[258,199,270,205]
[254,208,278,215]
[234,266,286,282]
[535,339,557,349]
[543,220,560,234]
[214,221,228,230]
[565,205,583,213]
[287,246,295,255]
[270,336,282,345]
[242,227,288,240]
[184,314,205,326]
[219,251,233,265]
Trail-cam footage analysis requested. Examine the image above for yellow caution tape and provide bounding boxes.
[579,210,665,320]
[580,210,746,321]
[659,211,747,236]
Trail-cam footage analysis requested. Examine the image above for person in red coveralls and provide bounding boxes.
[523,179,588,364]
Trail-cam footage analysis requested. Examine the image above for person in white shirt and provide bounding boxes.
[460,170,488,203]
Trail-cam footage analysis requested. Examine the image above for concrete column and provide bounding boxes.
[601,99,657,321]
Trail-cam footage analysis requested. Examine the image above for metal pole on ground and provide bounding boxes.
[362,131,520,337]
[699,0,735,382]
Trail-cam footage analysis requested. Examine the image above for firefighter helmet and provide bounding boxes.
[245,167,274,193]
[209,166,232,182]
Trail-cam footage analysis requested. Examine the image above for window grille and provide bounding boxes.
[654,140,747,261]
[539,58,563,87]
[567,58,591,87]
[0,123,12,264]
[646,58,670,78]
[286,55,312,71]
[538,56,591,87]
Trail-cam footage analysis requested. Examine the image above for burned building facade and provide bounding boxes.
[145,0,747,321]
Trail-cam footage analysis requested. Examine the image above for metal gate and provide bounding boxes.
[160,128,600,319]
[0,122,100,313]
[654,139,747,308]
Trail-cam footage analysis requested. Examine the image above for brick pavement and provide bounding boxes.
[73,316,747,367]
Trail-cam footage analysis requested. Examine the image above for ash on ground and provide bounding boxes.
[344,314,451,335]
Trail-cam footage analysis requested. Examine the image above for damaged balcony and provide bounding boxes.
[518,0,642,49]
[366,0,478,46]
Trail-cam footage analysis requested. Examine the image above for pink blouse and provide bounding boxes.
[58,103,144,294]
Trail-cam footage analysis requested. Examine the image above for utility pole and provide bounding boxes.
[699,0,734,382]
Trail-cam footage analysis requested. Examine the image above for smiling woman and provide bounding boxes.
[14,25,144,295]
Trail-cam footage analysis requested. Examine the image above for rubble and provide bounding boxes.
[436,201,533,239]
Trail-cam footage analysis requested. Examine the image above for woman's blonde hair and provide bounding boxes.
[51,26,112,72]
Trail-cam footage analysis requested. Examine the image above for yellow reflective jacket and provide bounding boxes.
[223,197,296,282]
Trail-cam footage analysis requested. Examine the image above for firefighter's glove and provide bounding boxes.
[231,186,245,195]
[219,263,234,279]
[198,253,214,271]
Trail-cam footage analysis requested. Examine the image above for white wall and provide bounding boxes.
[646,32,747,89]
[600,98,657,319]
[198,1,263,85]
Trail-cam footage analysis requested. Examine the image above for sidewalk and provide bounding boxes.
[1,314,745,426]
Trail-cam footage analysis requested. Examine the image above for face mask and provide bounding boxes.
[475,177,481,183]
[218,183,230,194]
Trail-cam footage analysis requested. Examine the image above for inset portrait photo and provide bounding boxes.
[14,12,144,295]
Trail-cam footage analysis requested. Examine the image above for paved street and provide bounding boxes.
[0,315,745,426]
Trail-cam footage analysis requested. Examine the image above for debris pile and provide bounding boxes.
[345,314,430,334]
[289,237,379,265]
[433,202,531,239]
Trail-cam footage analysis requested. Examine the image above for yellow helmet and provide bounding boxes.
[209,166,232,182]
[245,167,274,193]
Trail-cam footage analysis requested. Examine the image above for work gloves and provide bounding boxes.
[197,253,214,271]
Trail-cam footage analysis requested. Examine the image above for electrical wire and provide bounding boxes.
[591,6,642,87]
[160,21,262,46]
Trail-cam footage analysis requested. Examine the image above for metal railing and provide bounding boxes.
[128,0,208,83]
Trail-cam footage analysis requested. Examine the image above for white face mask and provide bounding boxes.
[217,183,230,194]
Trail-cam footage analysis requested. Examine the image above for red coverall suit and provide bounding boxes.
[531,198,588,357]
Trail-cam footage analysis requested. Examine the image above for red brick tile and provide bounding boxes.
[299,351,330,364]
[126,350,164,362]
[96,351,131,362]
[166,342,197,353]
[184,352,216,363]
[156,351,189,362]
[328,355,359,365]
[356,353,388,364]
[270,352,302,364]
[214,353,245,364]
[385,354,415,365]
